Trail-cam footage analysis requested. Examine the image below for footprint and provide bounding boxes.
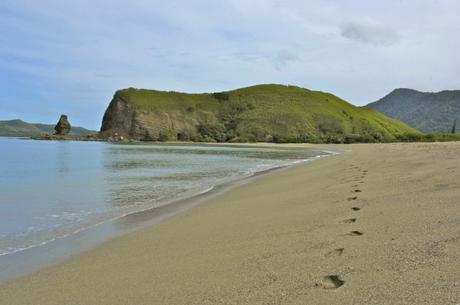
[348,231,363,236]
[351,207,361,211]
[353,189,362,193]
[318,275,345,289]
[347,196,358,201]
[325,248,344,258]
[343,218,357,223]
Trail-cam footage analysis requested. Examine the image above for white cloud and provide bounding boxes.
[273,50,301,70]
[340,20,400,46]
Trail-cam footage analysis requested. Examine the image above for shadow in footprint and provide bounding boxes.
[318,275,345,289]
[347,196,358,201]
[348,231,363,236]
[325,248,344,258]
[351,207,361,211]
[343,218,357,223]
[354,189,362,193]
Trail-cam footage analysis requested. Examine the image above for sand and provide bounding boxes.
[1,142,459,305]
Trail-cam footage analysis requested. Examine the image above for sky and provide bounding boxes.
[1,0,459,130]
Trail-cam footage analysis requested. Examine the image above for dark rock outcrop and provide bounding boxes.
[100,93,136,138]
[99,91,203,141]
[54,115,71,135]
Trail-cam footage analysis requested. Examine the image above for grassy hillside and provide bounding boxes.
[0,119,96,137]
[101,84,419,143]
[367,88,460,133]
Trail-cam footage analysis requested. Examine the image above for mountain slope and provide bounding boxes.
[100,84,419,143]
[0,119,96,137]
[367,88,460,133]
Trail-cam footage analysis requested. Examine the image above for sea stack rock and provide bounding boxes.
[54,115,71,135]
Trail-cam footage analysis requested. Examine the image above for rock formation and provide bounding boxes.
[54,115,71,135]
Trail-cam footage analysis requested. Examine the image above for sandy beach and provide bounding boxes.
[1,142,459,305]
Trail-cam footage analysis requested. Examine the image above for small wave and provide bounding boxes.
[0,149,334,258]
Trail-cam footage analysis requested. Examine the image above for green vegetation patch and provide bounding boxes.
[106,84,421,143]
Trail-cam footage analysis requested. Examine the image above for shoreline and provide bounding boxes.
[0,146,336,283]
[1,142,459,304]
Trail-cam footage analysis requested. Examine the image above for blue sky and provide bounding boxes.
[1,0,459,130]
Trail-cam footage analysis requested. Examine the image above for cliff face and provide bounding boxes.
[100,91,214,140]
[100,93,136,137]
[99,84,419,143]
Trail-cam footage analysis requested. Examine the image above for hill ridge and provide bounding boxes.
[367,88,460,133]
[0,119,96,137]
[100,84,418,143]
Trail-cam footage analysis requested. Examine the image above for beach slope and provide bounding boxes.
[1,143,459,305]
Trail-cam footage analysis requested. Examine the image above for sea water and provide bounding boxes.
[0,138,327,274]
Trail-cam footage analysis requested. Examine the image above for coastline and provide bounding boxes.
[0,146,334,283]
[1,142,460,304]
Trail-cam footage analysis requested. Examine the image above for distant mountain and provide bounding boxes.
[100,84,419,143]
[367,88,460,133]
[0,119,96,137]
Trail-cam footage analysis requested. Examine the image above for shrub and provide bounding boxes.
[212,92,230,101]
[344,134,363,144]
[176,132,190,141]
[296,133,321,143]
[395,133,424,142]
[158,130,175,141]
[197,123,228,142]
[322,134,343,144]
[316,115,344,134]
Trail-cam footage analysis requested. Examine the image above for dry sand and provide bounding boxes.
[1,142,460,305]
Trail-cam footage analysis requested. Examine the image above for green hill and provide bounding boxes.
[100,84,419,143]
[0,119,96,137]
[367,88,460,133]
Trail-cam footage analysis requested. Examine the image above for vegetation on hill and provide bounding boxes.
[367,88,460,133]
[0,119,95,137]
[100,84,419,143]
[394,133,460,142]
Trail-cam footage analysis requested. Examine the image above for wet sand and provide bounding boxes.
[1,143,459,304]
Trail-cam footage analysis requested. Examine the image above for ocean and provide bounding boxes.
[0,138,328,280]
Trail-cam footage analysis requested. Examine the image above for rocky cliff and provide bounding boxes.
[99,84,419,143]
[54,114,71,135]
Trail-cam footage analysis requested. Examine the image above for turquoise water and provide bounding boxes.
[0,138,327,258]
